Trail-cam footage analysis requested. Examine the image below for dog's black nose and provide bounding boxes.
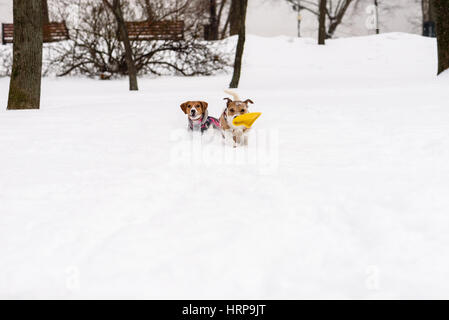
[190,110,196,115]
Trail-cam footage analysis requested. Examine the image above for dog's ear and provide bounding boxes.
[200,101,208,113]
[244,99,254,105]
[223,98,232,105]
[180,102,189,114]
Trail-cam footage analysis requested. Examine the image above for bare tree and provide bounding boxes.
[229,0,248,88]
[434,0,449,74]
[318,0,326,44]
[327,0,353,37]
[102,0,139,91]
[7,0,43,110]
[48,0,229,78]
[286,0,359,38]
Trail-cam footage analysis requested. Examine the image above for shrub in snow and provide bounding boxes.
[45,0,231,78]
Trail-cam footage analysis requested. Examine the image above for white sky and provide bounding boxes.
[0,0,422,39]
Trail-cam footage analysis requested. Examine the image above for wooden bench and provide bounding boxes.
[2,22,69,45]
[124,21,184,41]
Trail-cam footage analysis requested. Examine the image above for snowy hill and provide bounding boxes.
[1,34,449,299]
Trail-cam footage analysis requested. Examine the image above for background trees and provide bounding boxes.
[49,0,228,79]
[2,0,447,103]
[7,0,43,110]
[286,0,359,39]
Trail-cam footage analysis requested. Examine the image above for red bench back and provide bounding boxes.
[125,21,184,41]
[2,22,69,45]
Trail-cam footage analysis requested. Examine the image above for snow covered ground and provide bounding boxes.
[1,33,449,299]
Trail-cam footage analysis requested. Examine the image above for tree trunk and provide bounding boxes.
[318,0,326,45]
[209,0,219,40]
[7,0,43,110]
[434,0,449,75]
[229,0,241,36]
[42,0,50,24]
[229,0,247,88]
[103,0,138,91]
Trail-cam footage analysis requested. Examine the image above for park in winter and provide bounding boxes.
[1,0,449,300]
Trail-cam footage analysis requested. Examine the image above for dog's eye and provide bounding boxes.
[240,109,245,113]
[230,109,235,112]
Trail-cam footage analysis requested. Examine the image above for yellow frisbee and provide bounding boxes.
[232,112,262,128]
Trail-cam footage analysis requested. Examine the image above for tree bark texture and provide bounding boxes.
[434,0,449,74]
[229,0,248,88]
[318,0,326,45]
[7,0,43,110]
[42,0,50,24]
[209,0,219,40]
[229,0,241,36]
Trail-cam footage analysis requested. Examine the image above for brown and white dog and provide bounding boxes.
[180,101,220,133]
[219,90,254,146]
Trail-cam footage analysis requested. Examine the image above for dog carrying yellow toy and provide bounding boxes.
[232,112,262,128]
